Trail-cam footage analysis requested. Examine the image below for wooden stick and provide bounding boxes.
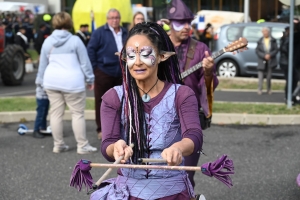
[90,163,202,172]
[94,143,134,186]
[138,158,167,163]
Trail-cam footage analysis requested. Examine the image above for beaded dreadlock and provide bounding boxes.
[119,22,183,163]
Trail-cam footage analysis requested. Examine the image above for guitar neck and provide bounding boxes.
[180,48,226,79]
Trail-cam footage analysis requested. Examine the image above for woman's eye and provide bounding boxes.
[127,54,136,59]
[141,53,151,58]
[141,51,152,57]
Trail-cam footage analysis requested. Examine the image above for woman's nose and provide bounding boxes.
[135,55,142,66]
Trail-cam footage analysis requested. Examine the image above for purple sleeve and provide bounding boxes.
[100,88,122,162]
[176,86,203,154]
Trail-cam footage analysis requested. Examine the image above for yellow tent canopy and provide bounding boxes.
[72,0,133,32]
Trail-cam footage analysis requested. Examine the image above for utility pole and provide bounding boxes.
[287,0,295,108]
[244,0,249,22]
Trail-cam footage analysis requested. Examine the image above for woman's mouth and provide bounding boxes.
[134,69,146,74]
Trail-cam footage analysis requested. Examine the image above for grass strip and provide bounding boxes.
[217,79,285,90]
[0,97,299,115]
[27,49,39,61]
[0,97,95,112]
[214,102,300,114]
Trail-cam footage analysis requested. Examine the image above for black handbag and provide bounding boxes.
[199,107,212,130]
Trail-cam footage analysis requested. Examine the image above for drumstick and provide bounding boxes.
[90,163,202,171]
[137,158,167,163]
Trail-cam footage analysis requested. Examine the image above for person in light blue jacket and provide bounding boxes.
[36,12,97,154]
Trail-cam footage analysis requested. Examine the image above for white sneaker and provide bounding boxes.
[199,194,206,200]
[195,194,206,200]
[53,144,69,153]
[77,144,97,154]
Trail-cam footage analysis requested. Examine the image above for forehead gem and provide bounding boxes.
[135,42,139,52]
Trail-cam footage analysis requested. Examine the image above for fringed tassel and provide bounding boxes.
[201,155,235,188]
[70,159,93,192]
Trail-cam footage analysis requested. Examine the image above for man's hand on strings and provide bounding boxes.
[113,140,133,163]
[202,51,214,76]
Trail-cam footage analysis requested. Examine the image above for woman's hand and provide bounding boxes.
[87,83,94,90]
[113,140,133,163]
[161,146,183,166]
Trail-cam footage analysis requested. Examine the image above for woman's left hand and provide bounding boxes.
[202,51,214,76]
[161,146,183,166]
[87,84,94,90]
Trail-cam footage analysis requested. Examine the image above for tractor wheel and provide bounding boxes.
[0,44,25,86]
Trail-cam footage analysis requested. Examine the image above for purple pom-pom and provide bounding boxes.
[70,159,93,192]
[201,155,235,188]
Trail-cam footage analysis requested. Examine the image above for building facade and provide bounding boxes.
[130,0,283,22]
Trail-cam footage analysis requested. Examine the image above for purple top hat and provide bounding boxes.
[166,0,195,21]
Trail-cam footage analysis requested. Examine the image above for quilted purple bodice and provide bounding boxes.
[113,84,185,179]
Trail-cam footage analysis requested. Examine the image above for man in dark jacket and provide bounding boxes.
[255,27,278,95]
[76,24,90,46]
[292,19,300,103]
[2,21,14,46]
[34,23,47,55]
[87,8,127,140]
[279,26,298,102]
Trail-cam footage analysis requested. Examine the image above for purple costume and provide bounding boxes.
[94,82,203,200]
[174,37,219,187]
[167,0,219,187]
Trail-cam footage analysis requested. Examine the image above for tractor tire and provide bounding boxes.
[0,44,25,86]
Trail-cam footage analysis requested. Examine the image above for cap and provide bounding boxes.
[166,0,194,21]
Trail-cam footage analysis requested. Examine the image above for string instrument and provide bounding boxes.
[181,37,248,79]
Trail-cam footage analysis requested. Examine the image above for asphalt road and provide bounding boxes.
[0,72,286,103]
[0,121,300,200]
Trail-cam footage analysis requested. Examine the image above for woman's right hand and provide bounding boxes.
[113,140,133,163]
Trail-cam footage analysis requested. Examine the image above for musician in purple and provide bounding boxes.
[93,22,213,200]
[166,0,219,194]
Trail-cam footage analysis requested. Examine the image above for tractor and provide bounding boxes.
[0,26,25,86]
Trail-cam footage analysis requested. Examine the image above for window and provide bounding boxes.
[271,27,284,40]
[226,27,242,41]
[242,26,263,42]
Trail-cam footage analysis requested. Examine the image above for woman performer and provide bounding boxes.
[95,22,213,200]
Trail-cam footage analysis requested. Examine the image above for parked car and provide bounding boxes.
[213,22,289,78]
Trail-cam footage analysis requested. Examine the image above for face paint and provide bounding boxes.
[140,46,156,66]
[126,45,157,68]
[172,20,191,31]
[126,47,136,68]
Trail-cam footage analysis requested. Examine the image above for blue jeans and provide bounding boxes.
[34,98,49,131]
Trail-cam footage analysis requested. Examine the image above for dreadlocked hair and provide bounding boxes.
[119,22,183,163]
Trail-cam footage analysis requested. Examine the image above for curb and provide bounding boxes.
[0,110,299,125]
